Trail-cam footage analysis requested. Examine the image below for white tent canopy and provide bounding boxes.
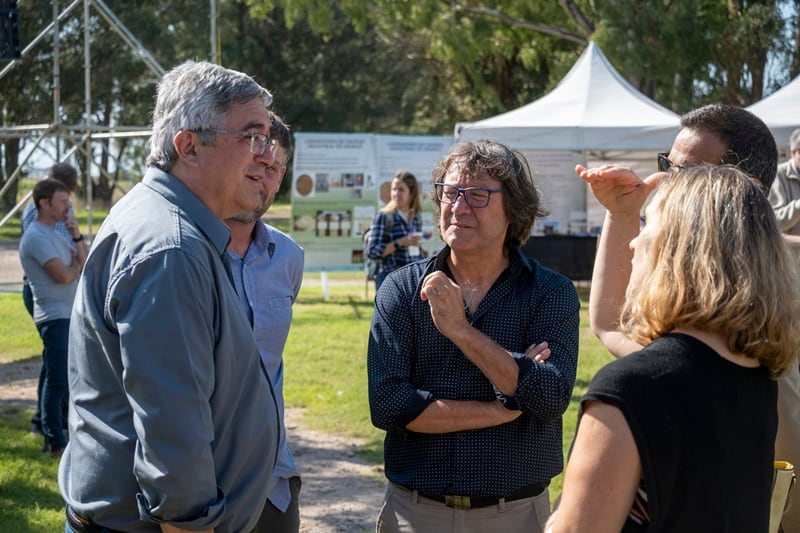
[456,42,680,151]
[747,75,800,146]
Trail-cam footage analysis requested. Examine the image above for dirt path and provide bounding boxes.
[0,358,386,532]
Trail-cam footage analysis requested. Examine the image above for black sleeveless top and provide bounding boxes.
[583,333,777,532]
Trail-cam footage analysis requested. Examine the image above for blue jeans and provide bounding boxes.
[36,318,69,450]
[375,270,390,291]
[23,281,45,433]
[22,279,34,317]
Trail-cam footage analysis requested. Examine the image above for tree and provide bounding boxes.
[0,0,215,208]
[246,0,794,120]
[246,0,595,125]
[0,0,59,211]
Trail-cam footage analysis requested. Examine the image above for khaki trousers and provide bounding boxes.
[377,481,550,533]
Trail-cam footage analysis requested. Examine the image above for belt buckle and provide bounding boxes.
[444,495,471,510]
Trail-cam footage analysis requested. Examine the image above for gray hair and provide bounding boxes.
[146,61,273,171]
[790,129,800,152]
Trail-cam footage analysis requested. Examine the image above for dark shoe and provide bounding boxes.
[30,423,43,436]
[48,446,65,459]
[41,442,66,459]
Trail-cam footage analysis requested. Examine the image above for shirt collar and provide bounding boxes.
[428,245,533,279]
[142,167,231,256]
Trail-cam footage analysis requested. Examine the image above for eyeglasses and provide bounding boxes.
[434,183,503,208]
[194,129,279,157]
[265,160,286,175]
[657,152,683,172]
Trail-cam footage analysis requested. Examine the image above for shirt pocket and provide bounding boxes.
[253,296,293,350]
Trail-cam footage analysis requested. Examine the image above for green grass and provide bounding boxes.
[0,275,611,529]
[0,294,63,533]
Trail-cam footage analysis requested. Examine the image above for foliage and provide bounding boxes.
[593,0,785,109]
[247,0,590,123]
[0,407,64,533]
[245,0,796,119]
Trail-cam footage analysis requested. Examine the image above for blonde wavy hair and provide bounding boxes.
[620,165,800,377]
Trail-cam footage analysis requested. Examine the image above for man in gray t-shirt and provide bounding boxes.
[20,163,79,437]
[18,179,87,456]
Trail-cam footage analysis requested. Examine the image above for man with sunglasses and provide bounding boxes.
[368,140,579,531]
[60,61,280,533]
[223,114,305,533]
[578,104,800,531]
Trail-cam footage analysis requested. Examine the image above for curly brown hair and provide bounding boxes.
[431,140,546,250]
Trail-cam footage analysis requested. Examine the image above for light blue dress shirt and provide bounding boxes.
[228,221,304,512]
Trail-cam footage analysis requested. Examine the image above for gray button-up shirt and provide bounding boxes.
[59,167,279,533]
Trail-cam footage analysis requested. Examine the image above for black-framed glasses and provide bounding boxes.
[193,129,279,157]
[434,183,503,208]
[657,152,683,172]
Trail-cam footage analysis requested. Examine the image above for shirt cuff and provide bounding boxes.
[493,354,534,411]
[137,488,225,530]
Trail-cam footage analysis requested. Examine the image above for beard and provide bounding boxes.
[231,195,272,223]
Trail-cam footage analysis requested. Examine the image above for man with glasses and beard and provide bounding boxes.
[224,114,305,533]
[577,103,800,532]
[368,140,579,532]
[60,61,280,533]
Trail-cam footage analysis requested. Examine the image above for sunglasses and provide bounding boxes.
[657,152,683,172]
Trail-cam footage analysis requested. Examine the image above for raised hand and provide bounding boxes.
[576,164,663,215]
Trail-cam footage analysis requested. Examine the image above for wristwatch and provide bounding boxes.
[72,234,84,242]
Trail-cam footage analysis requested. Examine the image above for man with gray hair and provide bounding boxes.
[60,60,280,533]
[768,127,800,531]
[769,128,800,239]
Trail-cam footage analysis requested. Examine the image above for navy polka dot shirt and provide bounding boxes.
[367,247,580,497]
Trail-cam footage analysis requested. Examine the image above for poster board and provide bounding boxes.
[522,151,587,235]
[291,133,452,269]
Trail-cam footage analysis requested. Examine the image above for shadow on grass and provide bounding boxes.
[0,407,64,533]
[0,354,42,385]
[0,356,40,412]
[355,434,384,465]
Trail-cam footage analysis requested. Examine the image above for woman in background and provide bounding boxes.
[548,165,800,532]
[367,170,423,290]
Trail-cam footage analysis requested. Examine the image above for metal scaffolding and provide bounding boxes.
[0,0,204,236]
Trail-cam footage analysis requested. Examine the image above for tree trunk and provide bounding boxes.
[793,0,800,77]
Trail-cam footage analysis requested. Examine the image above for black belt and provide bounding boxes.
[66,507,124,533]
[417,483,547,510]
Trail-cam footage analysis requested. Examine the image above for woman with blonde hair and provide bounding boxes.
[367,170,424,290]
[548,165,800,532]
